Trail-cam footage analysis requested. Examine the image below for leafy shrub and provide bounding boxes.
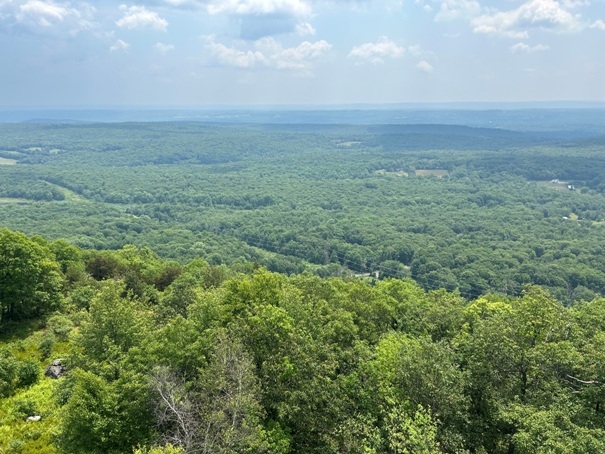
[46,314,74,342]
[8,439,25,452]
[17,360,40,388]
[38,333,56,360]
[0,348,19,397]
[13,398,37,419]
[67,286,98,311]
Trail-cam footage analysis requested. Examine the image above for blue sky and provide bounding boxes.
[1,0,604,106]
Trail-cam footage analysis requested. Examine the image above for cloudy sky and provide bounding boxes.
[1,0,604,106]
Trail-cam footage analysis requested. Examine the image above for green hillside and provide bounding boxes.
[2,229,605,453]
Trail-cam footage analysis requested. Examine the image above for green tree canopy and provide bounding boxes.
[0,229,62,322]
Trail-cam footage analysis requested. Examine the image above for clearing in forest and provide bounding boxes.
[537,180,575,191]
[374,169,409,177]
[42,180,88,202]
[415,169,449,177]
[0,198,28,204]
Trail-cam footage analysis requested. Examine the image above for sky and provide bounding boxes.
[0,0,604,106]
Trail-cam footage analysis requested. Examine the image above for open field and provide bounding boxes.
[42,180,88,202]
[415,169,449,177]
[0,197,28,203]
[374,169,409,177]
[537,180,575,191]
[337,141,362,147]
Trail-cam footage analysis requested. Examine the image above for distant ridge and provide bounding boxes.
[0,107,604,134]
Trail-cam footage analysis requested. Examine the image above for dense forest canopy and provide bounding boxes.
[1,112,605,302]
[1,109,605,452]
[2,229,605,452]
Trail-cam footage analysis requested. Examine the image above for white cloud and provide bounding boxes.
[205,37,267,68]
[12,0,93,33]
[154,0,313,16]
[590,19,605,30]
[416,60,433,73]
[295,21,315,36]
[349,36,405,64]
[18,0,70,26]
[206,0,311,16]
[155,42,174,53]
[260,37,331,70]
[116,5,168,31]
[510,42,550,53]
[159,0,200,7]
[472,0,581,38]
[204,35,330,74]
[407,44,423,57]
[110,38,129,52]
[561,0,589,8]
[435,0,481,22]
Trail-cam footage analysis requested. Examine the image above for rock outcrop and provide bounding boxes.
[44,358,65,379]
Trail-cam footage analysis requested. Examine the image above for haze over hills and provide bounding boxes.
[1,105,605,135]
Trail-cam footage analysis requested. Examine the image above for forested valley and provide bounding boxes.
[1,109,605,452]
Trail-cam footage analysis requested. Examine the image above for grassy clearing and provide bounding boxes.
[415,169,449,178]
[0,315,72,453]
[0,157,17,165]
[374,169,409,177]
[42,181,87,202]
[0,374,61,454]
[537,181,574,191]
[0,198,28,204]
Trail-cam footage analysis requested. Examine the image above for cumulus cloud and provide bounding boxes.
[205,36,267,68]
[204,34,331,74]
[206,0,311,16]
[159,0,201,7]
[155,42,174,53]
[590,19,605,30]
[561,0,589,8]
[295,21,315,36]
[435,0,481,22]
[349,36,405,64]
[110,38,129,52]
[153,0,312,38]
[416,60,433,73]
[116,5,168,31]
[153,0,313,16]
[510,42,550,53]
[9,0,94,34]
[258,36,331,70]
[472,0,581,38]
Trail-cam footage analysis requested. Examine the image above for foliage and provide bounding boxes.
[1,232,605,451]
[0,229,62,322]
[1,121,605,303]
[1,113,605,452]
